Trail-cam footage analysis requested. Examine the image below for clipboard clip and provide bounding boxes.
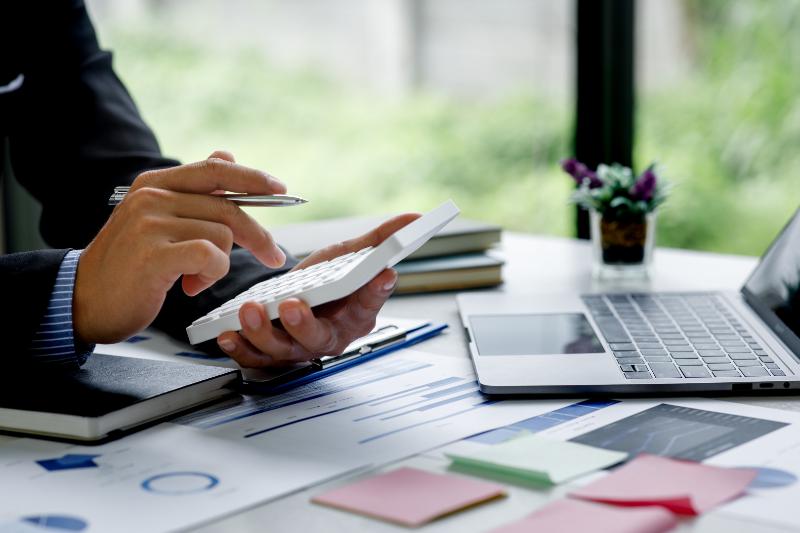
[312,325,408,370]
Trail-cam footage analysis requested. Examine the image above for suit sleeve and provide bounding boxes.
[0,249,69,367]
[8,0,179,249]
[5,0,295,353]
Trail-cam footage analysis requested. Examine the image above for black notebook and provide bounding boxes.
[0,354,238,441]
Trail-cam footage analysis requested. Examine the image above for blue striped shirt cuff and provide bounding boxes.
[29,249,93,367]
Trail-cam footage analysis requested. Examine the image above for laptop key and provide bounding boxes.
[741,366,770,377]
[765,363,780,370]
[609,343,636,351]
[701,356,730,364]
[640,349,667,356]
[595,320,632,343]
[617,357,645,365]
[729,353,756,360]
[619,364,636,372]
[713,370,742,378]
[681,366,712,378]
[632,364,650,372]
[650,363,682,378]
[663,341,690,347]
[771,369,786,376]
[694,344,721,351]
[697,350,724,357]
[676,359,704,366]
[759,356,774,363]
[670,352,699,359]
[636,343,663,350]
[734,360,763,367]
[707,363,735,371]
[613,350,640,358]
[645,356,672,362]
[624,371,652,379]
[667,346,695,352]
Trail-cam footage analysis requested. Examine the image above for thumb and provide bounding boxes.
[208,150,236,163]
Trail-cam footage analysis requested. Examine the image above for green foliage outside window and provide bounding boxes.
[103,0,799,257]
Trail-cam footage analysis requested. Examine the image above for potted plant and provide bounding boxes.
[562,159,669,277]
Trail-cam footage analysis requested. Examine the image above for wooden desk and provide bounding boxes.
[196,233,796,533]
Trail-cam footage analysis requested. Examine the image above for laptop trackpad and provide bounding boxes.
[470,313,605,356]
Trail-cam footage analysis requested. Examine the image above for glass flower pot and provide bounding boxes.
[590,209,656,279]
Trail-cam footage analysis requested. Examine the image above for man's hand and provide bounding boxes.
[215,213,421,367]
[73,151,287,344]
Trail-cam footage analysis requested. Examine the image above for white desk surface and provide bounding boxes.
[195,233,799,533]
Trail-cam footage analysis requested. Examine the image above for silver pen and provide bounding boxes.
[108,186,308,207]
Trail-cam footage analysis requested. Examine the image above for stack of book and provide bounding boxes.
[270,214,504,294]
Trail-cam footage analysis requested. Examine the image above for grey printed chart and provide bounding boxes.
[570,403,788,462]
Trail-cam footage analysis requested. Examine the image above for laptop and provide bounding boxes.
[458,207,800,396]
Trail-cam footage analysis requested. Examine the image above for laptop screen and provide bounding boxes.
[742,207,800,355]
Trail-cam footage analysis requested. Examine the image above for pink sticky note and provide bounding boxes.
[489,499,677,533]
[312,467,506,527]
[571,454,757,515]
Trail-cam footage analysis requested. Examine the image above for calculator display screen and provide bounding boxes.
[469,313,605,356]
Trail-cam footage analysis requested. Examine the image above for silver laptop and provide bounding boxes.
[458,207,800,395]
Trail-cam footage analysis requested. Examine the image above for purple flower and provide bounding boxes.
[561,158,602,188]
[630,167,657,201]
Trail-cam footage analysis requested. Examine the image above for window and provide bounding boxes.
[636,0,800,255]
[89,0,575,235]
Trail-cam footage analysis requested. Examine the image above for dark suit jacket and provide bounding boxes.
[0,0,295,365]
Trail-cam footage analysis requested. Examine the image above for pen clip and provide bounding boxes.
[312,326,408,369]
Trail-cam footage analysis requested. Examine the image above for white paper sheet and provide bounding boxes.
[437,397,800,530]
[0,423,362,533]
[0,350,567,532]
[174,350,568,467]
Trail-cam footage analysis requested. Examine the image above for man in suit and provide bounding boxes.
[0,0,413,369]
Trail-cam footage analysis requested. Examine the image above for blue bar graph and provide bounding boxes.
[466,399,619,444]
[358,399,498,444]
[379,391,481,421]
[242,380,473,439]
[176,358,433,429]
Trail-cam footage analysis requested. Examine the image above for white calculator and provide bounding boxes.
[186,200,460,344]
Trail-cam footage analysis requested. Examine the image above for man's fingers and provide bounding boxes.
[295,213,420,269]
[350,269,397,322]
[217,331,277,368]
[158,217,234,256]
[278,299,341,356]
[348,213,420,249]
[136,157,286,195]
[236,301,306,364]
[155,239,230,296]
[171,192,285,267]
[131,189,285,268]
[208,150,236,163]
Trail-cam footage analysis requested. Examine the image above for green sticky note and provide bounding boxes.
[446,434,627,487]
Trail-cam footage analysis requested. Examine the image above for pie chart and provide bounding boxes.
[4,516,89,531]
[141,471,219,495]
[744,466,798,489]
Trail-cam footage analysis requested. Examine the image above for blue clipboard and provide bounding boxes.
[238,321,448,395]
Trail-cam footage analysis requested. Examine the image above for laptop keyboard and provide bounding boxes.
[582,293,785,379]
